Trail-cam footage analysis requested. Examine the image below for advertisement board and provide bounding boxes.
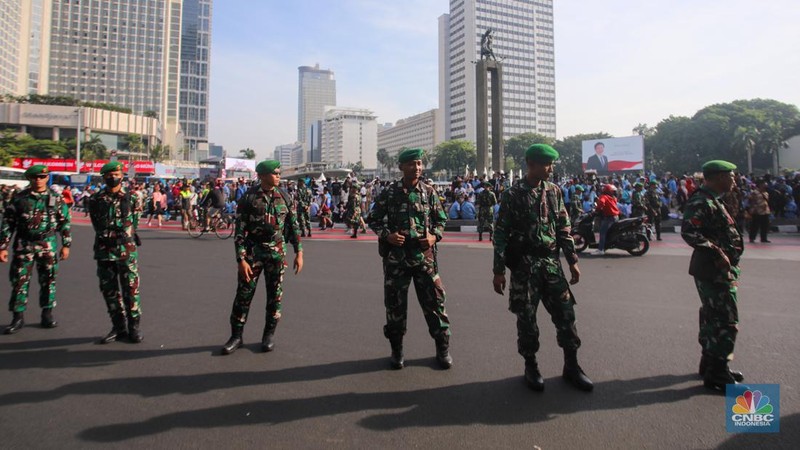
[12,158,155,174]
[224,157,255,173]
[581,136,644,174]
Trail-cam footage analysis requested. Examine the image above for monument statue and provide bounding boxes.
[480,28,497,61]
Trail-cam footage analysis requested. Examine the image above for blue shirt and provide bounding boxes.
[461,201,476,220]
[448,202,461,219]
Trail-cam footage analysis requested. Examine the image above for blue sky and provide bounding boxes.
[208,0,800,160]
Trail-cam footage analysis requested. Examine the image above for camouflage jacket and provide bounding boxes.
[632,190,648,212]
[368,179,447,266]
[681,186,743,267]
[0,187,71,252]
[88,187,139,261]
[476,189,497,214]
[235,185,301,262]
[296,186,312,209]
[645,188,661,209]
[493,178,578,275]
[570,193,583,213]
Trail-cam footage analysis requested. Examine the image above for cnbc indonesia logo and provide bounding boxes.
[729,388,778,432]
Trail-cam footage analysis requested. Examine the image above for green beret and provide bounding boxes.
[256,160,281,175]
[100,161,123,175]
[634,182,643,188]
[398,148,424,164]
[482,181,492,188]
[575,185,585,192]
[525,144,559,163]
[702,160,737,174]
[24,165,49,177]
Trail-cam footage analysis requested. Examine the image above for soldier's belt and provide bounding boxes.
[527,246,559,258]
[21,230,55,241]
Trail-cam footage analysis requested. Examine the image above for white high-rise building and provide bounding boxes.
[46,0,185,153]
[439,0,556,142]
[297,64,336,147]
[320,106,377,170]
[378,109,443,160]
[0,0,51,96]
[273,142,302,168]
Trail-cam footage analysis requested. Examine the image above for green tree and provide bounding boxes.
[430,140,476,176]
[81,134,108,161]
[504,133,554,169]
[553,132,613,176]
[124,134,145,157]
[632,123,656,137]
[149,144,170,163]
[239,148,256,159]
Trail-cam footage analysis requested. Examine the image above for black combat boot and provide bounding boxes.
[434,335,453,369]
[301,231,306,237]
[524,357,545,391]
[3,312,24,334]
[489,231,493,242]
[40,308,58,328]
[261,327,275,352]
[562,348,594,391]
[350,230,358,239]
[478,232,483,242]
[699,353,743,382]
[704,358,739,392]
[389,337,404,370]
[98,314,128,344]
[307,229,312,237]
[128,316,143,343]
[222,327,244,355]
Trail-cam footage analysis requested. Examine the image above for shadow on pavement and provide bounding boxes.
[716,412,797,449]
[0,357,388,407]
[74,372,704,442]
[0,344,219,371]
[0,337,98,351]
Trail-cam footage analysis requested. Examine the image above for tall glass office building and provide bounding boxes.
[439,0,556,142]
[179,0,212,160]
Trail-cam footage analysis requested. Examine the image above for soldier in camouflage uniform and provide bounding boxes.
[476,182,497,242]
[88,162,143,344]
[221,160,303,355]
[681,160,745,392]
[570,185,584,224]
[295,179,312,237]
[368,147,452,370]
[492,144,593,392]
[631,182,648,217]
[645,180,662,240]
[0,165,71,334]
[344,183,363,239]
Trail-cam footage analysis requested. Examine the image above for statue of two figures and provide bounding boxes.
[480,28,498,61]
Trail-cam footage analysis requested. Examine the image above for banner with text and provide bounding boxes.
[581,136,644,174]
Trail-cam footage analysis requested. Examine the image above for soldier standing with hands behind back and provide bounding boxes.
[88,162,143,344]
[368,148,452,370]
[492,144,593,392]
[221,160,303,355]
[0,165,71,334]
[681,160,745,392]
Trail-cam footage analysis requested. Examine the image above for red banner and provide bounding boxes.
[12,158,155,174]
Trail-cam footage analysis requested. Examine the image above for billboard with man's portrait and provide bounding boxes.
[581,136,644,174]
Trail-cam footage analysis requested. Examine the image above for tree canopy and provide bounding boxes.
[430,140,476,176]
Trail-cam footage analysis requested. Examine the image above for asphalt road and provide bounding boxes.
[0,225,798,449]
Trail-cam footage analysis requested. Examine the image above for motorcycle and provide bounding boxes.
[570,211,650,256]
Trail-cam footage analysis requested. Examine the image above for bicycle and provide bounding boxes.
[187,206,235,240]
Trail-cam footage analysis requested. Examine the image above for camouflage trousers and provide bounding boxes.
[230,256,285,331]
[508,256,581,361]
[8,244,58,312]
[477,211,494,233]
[297,207,311,233]
[695,267,740,361]
[382,259,450,340]
[97,254,141,319]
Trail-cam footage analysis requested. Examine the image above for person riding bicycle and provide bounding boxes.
[200,184,227,231]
